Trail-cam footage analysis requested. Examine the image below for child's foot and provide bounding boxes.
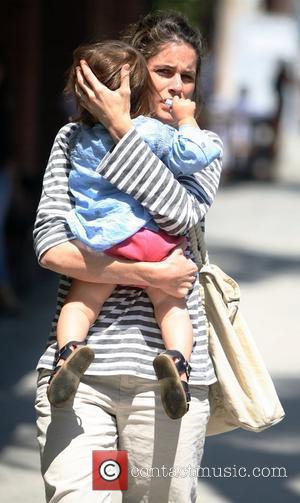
[153,350,191,420]
[47,341,94,407]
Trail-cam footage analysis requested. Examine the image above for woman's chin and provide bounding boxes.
[155,108,176,126]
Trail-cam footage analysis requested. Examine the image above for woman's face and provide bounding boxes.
[147,42,197,125]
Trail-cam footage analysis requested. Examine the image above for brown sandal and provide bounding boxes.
[47,341,94,407]
[153,350,191,420]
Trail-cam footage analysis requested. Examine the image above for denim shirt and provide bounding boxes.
[66,116,221,251]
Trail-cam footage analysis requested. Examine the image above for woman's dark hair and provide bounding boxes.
[122,11,205,119]
[65,40,157,124]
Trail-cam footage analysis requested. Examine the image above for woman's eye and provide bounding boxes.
[156,69,172,77]
[182,74,194,83]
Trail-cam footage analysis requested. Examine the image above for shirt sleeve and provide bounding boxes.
[33,123,79,262]
[164,126,223,177]
[96,127,223,235]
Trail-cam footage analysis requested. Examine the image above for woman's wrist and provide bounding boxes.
[107,118,134,143]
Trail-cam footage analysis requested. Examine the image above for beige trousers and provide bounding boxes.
[35,372,209,503]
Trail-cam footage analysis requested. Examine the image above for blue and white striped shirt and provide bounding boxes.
[33,124,223,384]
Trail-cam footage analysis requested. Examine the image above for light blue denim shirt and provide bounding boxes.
[66,116,221,251]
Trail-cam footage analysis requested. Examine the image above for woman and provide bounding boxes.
[34,11,223,503]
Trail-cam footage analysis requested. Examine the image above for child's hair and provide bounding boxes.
[65,40,157,125]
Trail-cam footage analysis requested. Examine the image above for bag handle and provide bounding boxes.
[188,224,210,270]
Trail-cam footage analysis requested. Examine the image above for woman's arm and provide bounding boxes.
[41,241,197,298]
[96,128,222,234]
[34,124,197,297]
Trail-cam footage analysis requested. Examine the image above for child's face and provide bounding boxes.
[147,42,197,125]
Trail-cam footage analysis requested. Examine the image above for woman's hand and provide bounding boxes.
[149,247,198,298]
[76,60,133,142]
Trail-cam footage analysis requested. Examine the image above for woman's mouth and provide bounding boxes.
[160,98,173,111]
[164,98,173,107]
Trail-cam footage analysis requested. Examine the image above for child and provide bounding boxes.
[47,41,221,419]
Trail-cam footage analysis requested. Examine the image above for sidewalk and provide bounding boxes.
[0,269,57,502]
[200,176,300,502]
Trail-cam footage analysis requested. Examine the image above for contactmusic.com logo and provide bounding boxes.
[93,451,128,490]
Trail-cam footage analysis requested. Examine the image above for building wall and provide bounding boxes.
[0,0,146,182]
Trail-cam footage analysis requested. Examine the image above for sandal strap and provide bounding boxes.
[55,340,87,363]
[160,350,192,381]
[176,359,192,381]
[48,364,61,382]
[181,380,191,405]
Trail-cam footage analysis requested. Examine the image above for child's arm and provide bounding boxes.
[163,96,223,177]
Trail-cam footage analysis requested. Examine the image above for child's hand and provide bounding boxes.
[170,95,197,127]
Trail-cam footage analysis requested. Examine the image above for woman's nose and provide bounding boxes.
[169,74,183,95]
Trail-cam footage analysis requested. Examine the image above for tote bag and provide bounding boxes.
[188,225,285,436]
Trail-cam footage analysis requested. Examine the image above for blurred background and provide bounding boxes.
[0,0,299,501]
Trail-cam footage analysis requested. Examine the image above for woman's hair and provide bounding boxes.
[65,40,156,124]
[122,11,205,119]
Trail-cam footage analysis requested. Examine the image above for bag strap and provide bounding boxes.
[188,223,209,270]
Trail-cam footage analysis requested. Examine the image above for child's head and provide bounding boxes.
[65,40,156,125]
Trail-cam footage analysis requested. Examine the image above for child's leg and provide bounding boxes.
[146,287,193,369]
[146,287,193,420]
[47,280,116,408]
[57,279,116,354]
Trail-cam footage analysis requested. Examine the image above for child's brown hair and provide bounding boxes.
[65,40,157,125]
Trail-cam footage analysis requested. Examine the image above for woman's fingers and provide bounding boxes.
[170,246,184,256]
[79,59,105,94]
[175,283,195,298]
[119,64,131,95]
[75,66,93,100]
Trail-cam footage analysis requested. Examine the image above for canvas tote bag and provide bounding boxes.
[188,224,285,436]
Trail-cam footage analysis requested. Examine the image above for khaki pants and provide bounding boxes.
[36,372,209,503]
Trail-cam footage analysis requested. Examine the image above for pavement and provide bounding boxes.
[0,141,299,502]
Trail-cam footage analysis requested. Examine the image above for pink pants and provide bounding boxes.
[106,227,184,262]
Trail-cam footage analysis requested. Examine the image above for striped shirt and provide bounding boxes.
[33,124,223,384]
